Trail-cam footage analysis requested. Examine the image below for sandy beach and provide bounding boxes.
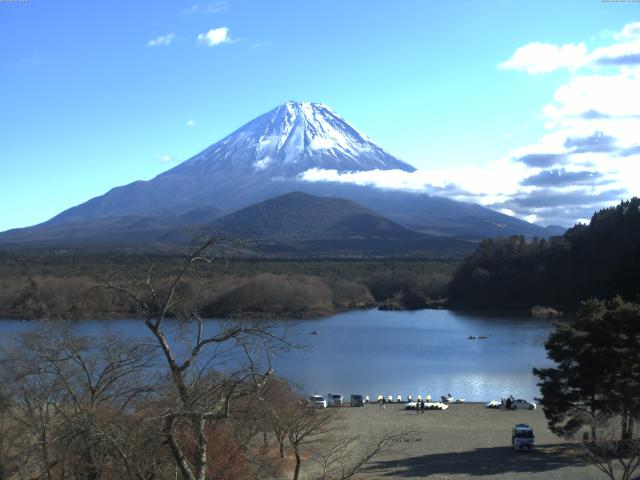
[318,402,603,479]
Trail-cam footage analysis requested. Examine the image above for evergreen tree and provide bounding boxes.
[601,297,640,440]
[448,197,640,309]
[534,298,640,441]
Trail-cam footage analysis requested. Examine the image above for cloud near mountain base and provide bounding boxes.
[302,21,640,228]
[298,162,627,227]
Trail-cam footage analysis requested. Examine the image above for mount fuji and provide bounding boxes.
[0,101,563,252]
[42,101,416,223]
[180,101,415,176]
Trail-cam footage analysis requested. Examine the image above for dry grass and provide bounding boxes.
[309,402,603,479]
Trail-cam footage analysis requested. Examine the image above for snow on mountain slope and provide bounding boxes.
[171,101,416,177]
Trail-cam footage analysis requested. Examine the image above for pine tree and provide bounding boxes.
[534,298,640,441]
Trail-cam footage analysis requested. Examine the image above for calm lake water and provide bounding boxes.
[0,309,554,402]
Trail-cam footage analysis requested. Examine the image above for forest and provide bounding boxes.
[447,198,640,310]
[0,253,456,320]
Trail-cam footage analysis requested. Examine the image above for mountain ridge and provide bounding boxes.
[0,101,565,251]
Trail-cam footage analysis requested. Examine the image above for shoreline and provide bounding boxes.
[0,304,550,322]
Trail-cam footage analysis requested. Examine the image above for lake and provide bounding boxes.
[0,309,554,402]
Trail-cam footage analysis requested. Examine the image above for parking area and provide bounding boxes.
[329,402,603,479]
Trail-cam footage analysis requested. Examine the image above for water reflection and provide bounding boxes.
[0,308,553,401]
[274,309,553,401]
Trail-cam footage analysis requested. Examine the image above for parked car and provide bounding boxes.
[486,400,502,409]
[326,393,344,407]
[510,399,536,410]
[309,395,327,408]
[350,394,364,407]
[512,423,535,451]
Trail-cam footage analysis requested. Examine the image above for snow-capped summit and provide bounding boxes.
[173,101,416,177]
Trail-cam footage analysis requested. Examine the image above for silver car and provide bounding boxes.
[510,399,536,410]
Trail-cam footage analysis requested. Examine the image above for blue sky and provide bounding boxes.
[1,0,639,230]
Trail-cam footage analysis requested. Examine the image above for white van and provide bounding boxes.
[309,395,327,408]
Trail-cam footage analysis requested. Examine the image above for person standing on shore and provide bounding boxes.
[420,399,425,414]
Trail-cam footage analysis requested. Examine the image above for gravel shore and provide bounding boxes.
[325,402,602,479]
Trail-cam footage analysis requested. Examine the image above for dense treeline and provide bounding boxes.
[448,198,640,309]
[0,255,456,320]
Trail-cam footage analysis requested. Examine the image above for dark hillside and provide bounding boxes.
[447,198,640,309]
[181,192,476,257]
[210,192,417,240]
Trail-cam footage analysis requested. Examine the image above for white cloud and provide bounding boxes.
[295,22,640,226]
[500,22,640,74]
[250,41,272,49]
[543,69,640,128]
[300,158,530,208]
[146,33,176,47]
[498,42,589,74]
[156,154,175,164]
[300,152,632,227]
[186,2,227,14]
[8,54,47,69]
[483,22,640,224]
[302,24,640,227]
[186,119,196,128]
[197,27,231,47]
[613,21,640,40]
[591,37,640,65]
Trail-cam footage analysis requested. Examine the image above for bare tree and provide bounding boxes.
[285,404,340,480]
[98,239,292,480]
[0,388,25,480]
[583,416,640,480]
[1,331,67,480]
[0,324,158,480]
[257,379,301,459]
[309,430,407,480]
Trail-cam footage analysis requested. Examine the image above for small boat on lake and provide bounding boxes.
[310,330,320,335]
